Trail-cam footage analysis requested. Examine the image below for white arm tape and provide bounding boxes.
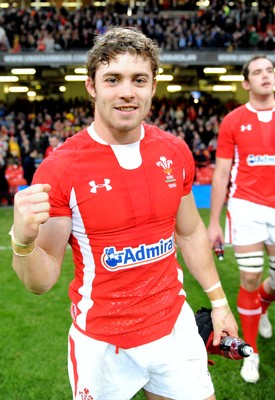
[204,281,221,293]
[211,297,228,308]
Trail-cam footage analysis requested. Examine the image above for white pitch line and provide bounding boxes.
[0,245,72,251]
[0,246,11,250]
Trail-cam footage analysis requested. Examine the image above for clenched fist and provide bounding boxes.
[13,184,51,245]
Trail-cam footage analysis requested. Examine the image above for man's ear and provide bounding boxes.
[85,77,96,99]
[152,79,157,98]
[241,79,250,91]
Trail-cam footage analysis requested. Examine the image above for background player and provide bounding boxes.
[208,55,275,384]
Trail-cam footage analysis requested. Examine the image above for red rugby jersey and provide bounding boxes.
[216,103,275,208]
[33,123,195,348]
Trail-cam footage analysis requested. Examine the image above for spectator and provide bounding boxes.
[8,134,21,159]
[20,134,35,186]
[44,134,63,157]
[0,153,11,205]
[0,23,11,51]
[0,4,271,51]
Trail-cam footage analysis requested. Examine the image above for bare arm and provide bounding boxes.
[208,157,232,247]
[12,184,71,294]
[176,192,222,291]
[176,192,238,344]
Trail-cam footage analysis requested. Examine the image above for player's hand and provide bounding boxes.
[211,305,239,346]
[207,222,224,249]
[13,183,51,245]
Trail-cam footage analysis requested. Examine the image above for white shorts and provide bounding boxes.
[225,198,275,246]
[68,301,214,400]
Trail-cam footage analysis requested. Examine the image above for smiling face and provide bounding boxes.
[85,52,157,144]
[242,57,275,101]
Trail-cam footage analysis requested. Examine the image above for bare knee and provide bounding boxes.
[143,389,172,400]
[240,270,262,291]
[234,250,264,284]
[234,250,264,291]
[204,395,216,400]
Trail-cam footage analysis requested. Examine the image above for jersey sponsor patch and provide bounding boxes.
[101,234,175,271]
[247,154,275,166]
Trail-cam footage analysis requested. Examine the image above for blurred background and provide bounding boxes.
[0,0,275,204]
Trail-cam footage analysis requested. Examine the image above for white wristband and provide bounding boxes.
[211,297,228,308]
[204,281,221,293]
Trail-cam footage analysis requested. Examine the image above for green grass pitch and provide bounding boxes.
[1,207,274,399]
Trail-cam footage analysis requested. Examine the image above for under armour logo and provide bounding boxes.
[89,179,112,193]
[240,124,252,132]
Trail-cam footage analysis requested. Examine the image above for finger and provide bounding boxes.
[212,331,222,346]
[27,192,50,205]
[30,202,51,215]
[17,183,51,196]
[16,191,50,208]
[21,211,50,227]
[31,212,50,225]
[42,183,51,193]
[15,201,50,227]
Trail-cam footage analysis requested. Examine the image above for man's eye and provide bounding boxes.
[136,78,146,84]
[107,78,118,84]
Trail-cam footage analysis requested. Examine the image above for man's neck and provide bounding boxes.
[249,94,275,111]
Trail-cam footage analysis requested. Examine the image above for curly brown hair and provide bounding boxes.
[86,27,160,82]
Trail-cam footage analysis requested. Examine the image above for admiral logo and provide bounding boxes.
[247,154,275,166]
[240,124,252,132]
[101,234,175,271]
[156,156,177,187]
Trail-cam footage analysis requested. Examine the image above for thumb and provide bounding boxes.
[42,183,51,193]
[212,331,221,346]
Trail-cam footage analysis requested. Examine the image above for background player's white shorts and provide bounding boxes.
[68,301,214,400]
[225,198,275,246]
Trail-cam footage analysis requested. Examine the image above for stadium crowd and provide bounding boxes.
[0,1,274,52]
[0,0,273,203]
[0,94,238,205]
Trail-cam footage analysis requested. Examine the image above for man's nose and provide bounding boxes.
[119,81,135,99]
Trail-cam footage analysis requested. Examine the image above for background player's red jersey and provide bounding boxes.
[216,103,275,208]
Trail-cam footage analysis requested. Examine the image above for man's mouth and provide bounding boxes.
[115,106,137,111]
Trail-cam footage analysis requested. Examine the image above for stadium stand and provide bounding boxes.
[0,2,273,52]
[0,0,274,203]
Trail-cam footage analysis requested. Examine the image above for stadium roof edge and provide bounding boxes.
[1,50,275,67]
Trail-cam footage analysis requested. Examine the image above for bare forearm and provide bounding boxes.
[209,159,232,225]
[177,220,221,290]
[209,180,228,226]
[178,223,239,341]
[12,247,61,294]
[176,192,239,342]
